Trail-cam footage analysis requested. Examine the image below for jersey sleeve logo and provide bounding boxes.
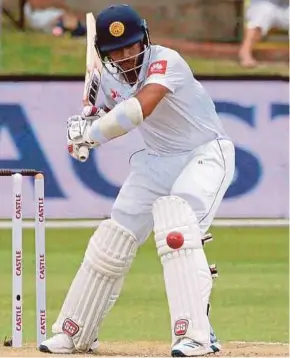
[147,60,168,77]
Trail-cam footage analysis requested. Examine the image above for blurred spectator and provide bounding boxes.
[239,0,289,67]
[24,0,86,37]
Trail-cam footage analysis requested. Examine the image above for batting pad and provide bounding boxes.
[102,276,125,318]
[52,219,137,351]
[153,196,212,346]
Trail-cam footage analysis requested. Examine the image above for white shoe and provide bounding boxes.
[39,333,75,354]
[171,337,220,357]
[210,325,222,353]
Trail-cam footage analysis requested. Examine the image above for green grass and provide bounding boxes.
[0,227,288,343]
[0,20,288,76]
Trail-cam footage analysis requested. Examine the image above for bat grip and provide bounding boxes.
[78,145,89,162]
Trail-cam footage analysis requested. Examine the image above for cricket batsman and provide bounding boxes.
[40,4,235,356]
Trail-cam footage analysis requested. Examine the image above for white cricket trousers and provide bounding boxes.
[111,139,235,246]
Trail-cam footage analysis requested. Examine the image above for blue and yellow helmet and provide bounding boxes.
[94,4,149,54]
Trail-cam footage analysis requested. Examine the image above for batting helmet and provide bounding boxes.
[94,4,149,55]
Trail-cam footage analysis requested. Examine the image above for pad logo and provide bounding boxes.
[147,60,167,76]
[62,318,79,337]
[109,21,125,37]
[174,319,189,336]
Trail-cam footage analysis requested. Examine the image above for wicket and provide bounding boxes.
[0,169,46,348]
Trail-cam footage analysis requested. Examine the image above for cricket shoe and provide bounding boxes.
[39,333,75,354]
[88,338,99,353]
[210,325,222,352]
[171,336,221,357]
[88,333,220,356]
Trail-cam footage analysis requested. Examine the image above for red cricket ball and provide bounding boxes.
[166,231,184,249]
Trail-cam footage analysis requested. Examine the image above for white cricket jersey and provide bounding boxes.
[100,45,229,154]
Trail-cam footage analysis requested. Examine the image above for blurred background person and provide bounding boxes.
[239,0,289,67]
[24,0,86,36]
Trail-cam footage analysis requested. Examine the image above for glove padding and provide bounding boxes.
[67,106,106,144]
[67,106,106,161]
[67,115,92,144]
[67,139,82,161]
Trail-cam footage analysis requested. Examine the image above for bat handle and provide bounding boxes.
[78,145,90,162]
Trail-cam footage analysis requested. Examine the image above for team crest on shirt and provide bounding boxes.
[147,60,167,77]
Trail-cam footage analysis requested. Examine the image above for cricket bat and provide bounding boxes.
[79,12,103,162]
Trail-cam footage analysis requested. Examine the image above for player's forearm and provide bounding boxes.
[89,98,143,144]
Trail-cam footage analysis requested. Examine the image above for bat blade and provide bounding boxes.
[83,12,102,106]
[79,13,104,162]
